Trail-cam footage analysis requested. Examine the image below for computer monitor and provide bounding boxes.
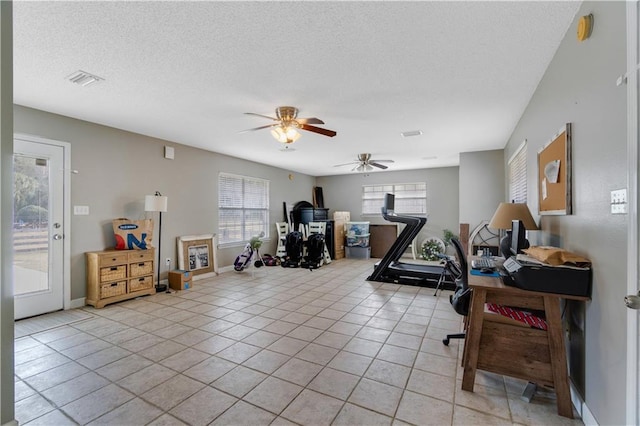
[382,193,395,215]
[510,219,527,256]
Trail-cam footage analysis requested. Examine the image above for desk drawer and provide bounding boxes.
[99,252,128,267]
[128,250,154,262]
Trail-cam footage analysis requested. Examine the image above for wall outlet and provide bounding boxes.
[165,258,171,266]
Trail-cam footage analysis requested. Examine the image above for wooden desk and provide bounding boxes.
[462,271,589,418]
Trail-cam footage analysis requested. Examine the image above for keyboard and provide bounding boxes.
[471,258,496,269]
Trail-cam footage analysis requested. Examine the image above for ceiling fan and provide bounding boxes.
[334,153,394,172]
[241,106,337,144]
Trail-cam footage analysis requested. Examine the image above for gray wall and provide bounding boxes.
[504,2,627,424]
[459,149,505,231]
[14,106,316,300]
[316,167,459,248]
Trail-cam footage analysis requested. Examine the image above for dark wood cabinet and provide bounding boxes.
[295,208,329,226]
[370,224,397,258]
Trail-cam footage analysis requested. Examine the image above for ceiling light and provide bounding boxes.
[422,156,437,160]
[271,126,301,144]
[66,70,104,87]
[401,130,423,137]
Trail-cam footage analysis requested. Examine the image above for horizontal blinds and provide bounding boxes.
[362,182,427,215]
[508,143,527,203]
[219,173,270,244]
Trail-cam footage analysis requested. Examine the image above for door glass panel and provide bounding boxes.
[13,154,50,295]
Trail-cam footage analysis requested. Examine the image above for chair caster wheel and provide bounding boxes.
[442,338,450,346]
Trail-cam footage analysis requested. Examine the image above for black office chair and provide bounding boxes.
[443,238,471,346]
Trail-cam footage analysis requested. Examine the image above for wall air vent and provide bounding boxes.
[66,70,104,87]
[401,130,423,137]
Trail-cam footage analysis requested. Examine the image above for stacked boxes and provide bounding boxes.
[333,211,351,259]
[345,221,371,259]
[168,270,192,290]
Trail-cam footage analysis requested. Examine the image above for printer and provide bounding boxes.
[501,255,591,297]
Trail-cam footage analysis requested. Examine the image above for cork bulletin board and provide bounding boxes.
[538,123,572,215]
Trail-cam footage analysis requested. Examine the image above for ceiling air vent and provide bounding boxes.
[401,130,423,137]
[66,70,104,87]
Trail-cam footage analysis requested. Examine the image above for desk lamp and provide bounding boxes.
[488,202,538,258]
[145,191,169,292]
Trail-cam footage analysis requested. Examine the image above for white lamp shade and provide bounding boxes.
[145,195,168,212]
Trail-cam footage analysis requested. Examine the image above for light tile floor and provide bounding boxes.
[14,258,584,425]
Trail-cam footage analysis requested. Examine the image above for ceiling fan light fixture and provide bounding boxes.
[270,126,301,144]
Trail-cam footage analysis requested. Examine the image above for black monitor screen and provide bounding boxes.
[510,219,526,255]
[383,193,395,214]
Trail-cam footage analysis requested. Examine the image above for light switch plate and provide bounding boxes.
[74,205,89,215]
[610,188,628,215]
[610,188,627,204]
[164,146,175,160]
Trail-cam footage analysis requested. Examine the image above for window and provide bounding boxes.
[362,183,427,216]
[218,173,269,245]
[508,141,527,203]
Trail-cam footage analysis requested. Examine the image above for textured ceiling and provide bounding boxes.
[13,1,581,176]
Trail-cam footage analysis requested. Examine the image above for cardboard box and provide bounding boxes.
[333,211,350,259]
[168,270,192,290]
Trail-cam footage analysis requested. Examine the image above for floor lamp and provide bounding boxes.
[145,191,169,292]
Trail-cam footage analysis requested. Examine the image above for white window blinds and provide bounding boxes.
[508,142,527,203]
[362,183,427,215]
[218,173,270,244]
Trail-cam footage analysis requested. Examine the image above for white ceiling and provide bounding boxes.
[13,1,581,177]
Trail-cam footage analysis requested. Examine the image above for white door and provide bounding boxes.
[13,137,66,319]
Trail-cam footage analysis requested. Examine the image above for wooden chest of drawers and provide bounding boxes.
[86,248,155,308]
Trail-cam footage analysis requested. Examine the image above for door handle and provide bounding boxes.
[52,234,63,240]
[624,292,640,310]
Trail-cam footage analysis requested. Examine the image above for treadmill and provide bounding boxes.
[367,193,456,290]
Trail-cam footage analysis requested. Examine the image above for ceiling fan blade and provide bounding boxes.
[238,124,278,133]
[333,161,358,167]
[370,159,394,163]
[296,117,325,125]
[370,162,389,170]
[299,124,337,137]
[244,112,278,121]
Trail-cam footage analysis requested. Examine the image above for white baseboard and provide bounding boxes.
[70,297,86,309]
[218,265,235,273]
[571,382,598,425]
[2,420,18,426]
[193,271,220,280]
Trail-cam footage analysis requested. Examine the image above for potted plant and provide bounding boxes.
[442,229,457,247]
[421,239,443,261]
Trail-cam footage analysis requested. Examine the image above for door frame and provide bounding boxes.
[626,2,639,425]
[14,133,71,311]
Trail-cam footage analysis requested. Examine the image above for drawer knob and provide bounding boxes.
[110,267,117,271]
[110,283,118,287]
